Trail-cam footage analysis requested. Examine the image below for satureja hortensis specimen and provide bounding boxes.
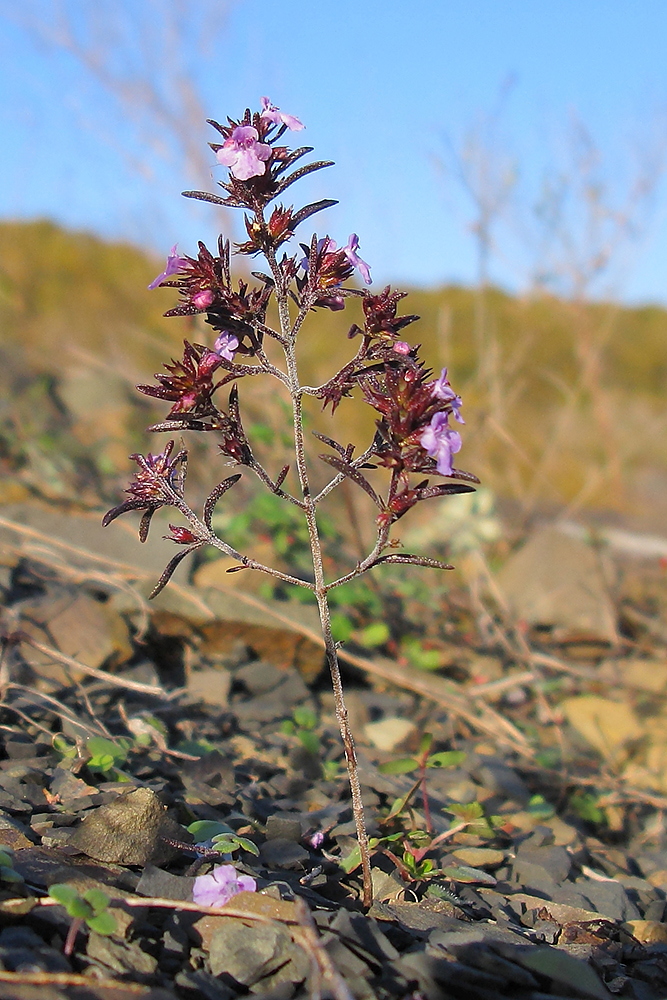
[103,96,478,908]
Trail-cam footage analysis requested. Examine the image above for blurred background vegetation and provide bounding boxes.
[1,217,665,538]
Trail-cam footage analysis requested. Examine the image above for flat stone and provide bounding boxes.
[495,524,618,642]
[187,667,232,707]
[452,848,506,869]
[258,837,309,869]
[577,878,640,921]
[207,919,293,985]
[363,716,416,751]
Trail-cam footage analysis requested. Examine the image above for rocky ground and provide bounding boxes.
[0,502,666,1000]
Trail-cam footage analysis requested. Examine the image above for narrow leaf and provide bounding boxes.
[274,160,334,195]
[182,190,232,207]
[312,431,347,457]
[149,545,201,599]
[274,465,290,490]
[378,757,418,775]
[373,554,454,570]
[426,750,467,769]
[318,454,383,508]
[203,474,242,528]
[290,199,339,230]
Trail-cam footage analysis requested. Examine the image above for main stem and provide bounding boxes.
[271,261,373,908]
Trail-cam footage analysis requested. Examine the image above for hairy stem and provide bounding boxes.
[265,243,373,908]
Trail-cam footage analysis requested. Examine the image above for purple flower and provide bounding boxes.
[216,126,272,181]
[420,412,462,476]
[192,290,214,310]
[307,830,325,850]
[431,368,464,423]
[148,245,188,290]
[212,331,239,362]
[192,865,257,908]
[260,96,304,131]
[342,234,372,285]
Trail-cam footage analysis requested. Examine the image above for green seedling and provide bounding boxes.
[53,734,134,780]
[85,736,133,777]
[187,820,260,857]
[443,800,501,839]
[48,883,117,955]
[0,848,24,885]
[280,706,320,757]
[400,636,447,671]
[568,791,607,827]
[379,732,466,834]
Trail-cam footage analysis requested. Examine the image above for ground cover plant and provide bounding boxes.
[102,96,479,907]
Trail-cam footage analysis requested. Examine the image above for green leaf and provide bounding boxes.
[52,734,77,758]
[210,833,259,856]
[293,706,317,730]
[87,911,118,936]
[378,757,418,775]
[330,613,354,644]
[357,622,390,648]
[0,850,14,868]
[229,835,260,857]
[298,730,320,756]
[527,794,556,819]
[48,884,80,908]
[89,753,115,772]
[418,732,434,755]
[0,866,23,883]
[86,737,128,764]
[187,820,233,842]
[445,800,484,821]
[569,791,606,825]
[175,738,214,756]
[83,888,111,915]
[426,750,467,769]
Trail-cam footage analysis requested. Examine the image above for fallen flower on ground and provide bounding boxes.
[192,864,257,908]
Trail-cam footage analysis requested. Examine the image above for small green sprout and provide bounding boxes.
[0,848,24,884]
[187,820,260,857]
[280,706,320,756]
[48,883,117,955]
[379,733,466,834]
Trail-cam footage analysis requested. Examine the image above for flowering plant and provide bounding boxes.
[104,97,477,907]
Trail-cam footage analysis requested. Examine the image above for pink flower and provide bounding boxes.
[148,245,188,289]
[212,332,239,362]
[420,412,462,476]
[260,96,304,131]
[192,290,214,310]
[431,368,464,423]
[216,126,271,180]
[192,865,257,908]
[342,234,372,285]
[393,341,412,355]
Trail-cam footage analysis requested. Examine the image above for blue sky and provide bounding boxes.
[2,0,666,303]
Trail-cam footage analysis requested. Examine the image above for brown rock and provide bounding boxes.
[69,787,191,866]
[495,525,618,642]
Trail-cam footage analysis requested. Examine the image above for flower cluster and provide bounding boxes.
[102,441,186,538]
[110,94,475,608]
